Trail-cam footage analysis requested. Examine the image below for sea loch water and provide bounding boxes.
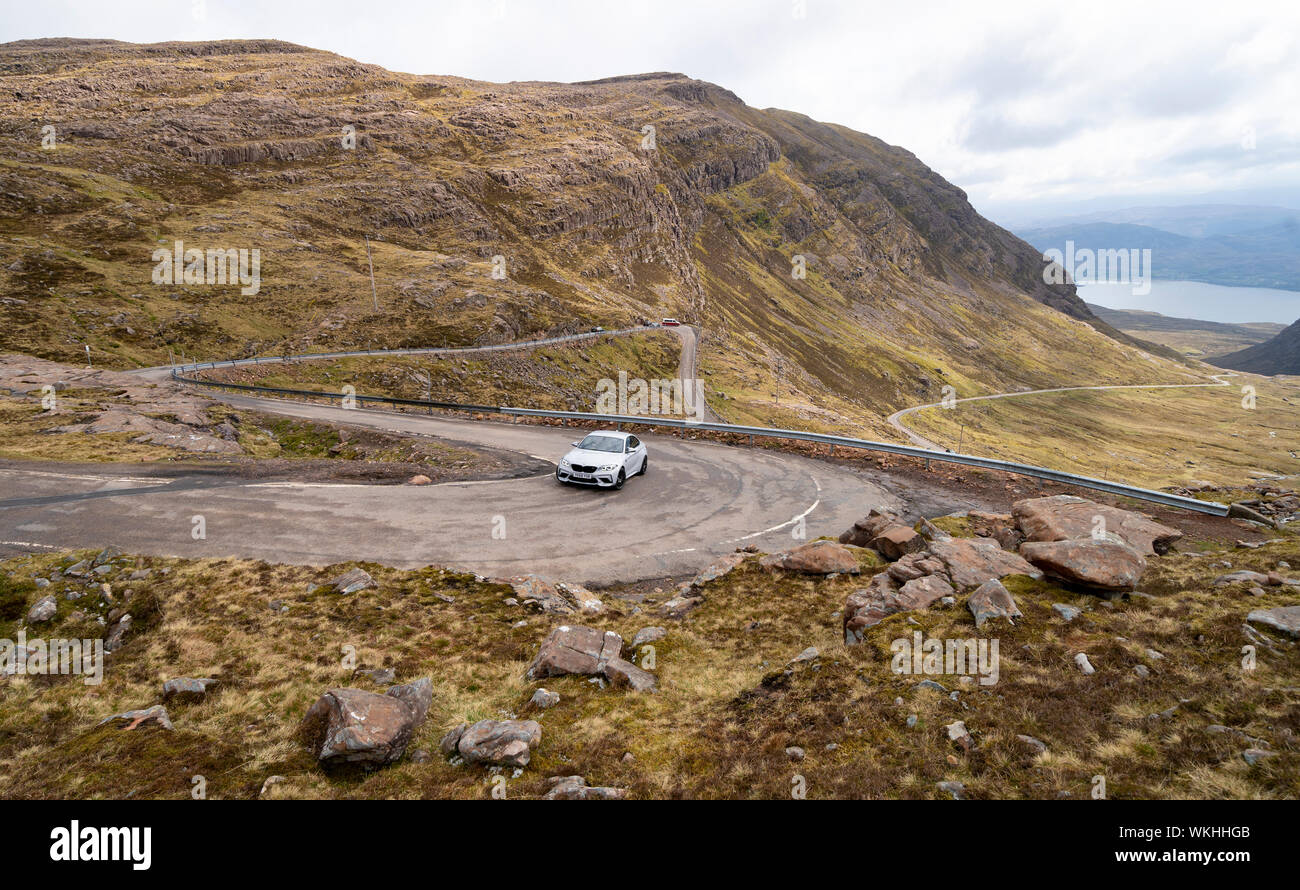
[1078,280,1300,325]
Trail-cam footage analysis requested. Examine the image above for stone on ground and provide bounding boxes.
[1012,495,1182,555]
[1020,538,1146,590]
[760,539,860,575]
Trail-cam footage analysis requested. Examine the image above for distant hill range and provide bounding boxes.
[1018,205,1300,291]
[1086,303,1285,359]
[1211,318,1300,376]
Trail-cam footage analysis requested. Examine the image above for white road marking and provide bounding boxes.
[0,540,61,550]
[727,498,821,542]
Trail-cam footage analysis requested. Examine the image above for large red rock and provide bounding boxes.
[929,537,1041,590]
[870,525,926,560]
[299,686,427,766]
[527,625,655,691]
[967,578,1022,628]
[1019,538,1147,590]
[838,509,901,547]
[760,539,860,574]
[843,572,954,644]
[448,719,543,767]
[1013,495,1182,555]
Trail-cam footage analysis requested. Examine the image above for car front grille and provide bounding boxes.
[570,464,598,474]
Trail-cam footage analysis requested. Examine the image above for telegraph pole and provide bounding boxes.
[365,235,379,312]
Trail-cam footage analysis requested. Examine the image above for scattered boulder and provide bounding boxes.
[658,592,702,618]
[527,625,656,692]
[967,579,1022,628]
[936,780,965,800]
[785,746,806,761]
[407,474,432,485]
[870,525,926,560]
[530,688,560,709]
[1013,495,1182,555]
[299,686,427,766]
[448,719,542,768]
[1074,653,1096,675]
[104,614,132,651]
[353,667,396,685]
[843,572,954,643]
[1242,748,1277,766]
[386,677,433,727]
[93,546,123,566]
[329,567,376,595]
[760,539,860,575]
[686,552,747,587]
[1246,605,1300,639]
[1017,734,1048,754]
[887,551,947,583]
[26,595,57,624]
[789,646,819,665]
[929,537,1041,590]
[630,626,666,648]
[1020,538,1146,590]
[99,705,173,731]
[506,574,603,615]
[161,677,218,704]
[1052,603,1082,622]
[838,509,900,547]
[968,511,1023,550]
[1214,570,1270,586]
[542,775,627,800]
[945,720,974,752]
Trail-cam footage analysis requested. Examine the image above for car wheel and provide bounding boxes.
[637,455,647,476]
[613,469,625,490]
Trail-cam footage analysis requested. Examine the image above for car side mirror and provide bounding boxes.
[571,441,580,447]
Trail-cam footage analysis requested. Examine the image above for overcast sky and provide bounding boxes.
[4,0,1299,226]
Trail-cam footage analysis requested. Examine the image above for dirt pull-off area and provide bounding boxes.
[0,354,546,483]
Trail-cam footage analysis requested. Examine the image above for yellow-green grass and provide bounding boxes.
[1,527,1296,799]
[904,377,1300,490]
[0,395,177,462]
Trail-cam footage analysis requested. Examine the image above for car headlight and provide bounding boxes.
[559,459,571,467]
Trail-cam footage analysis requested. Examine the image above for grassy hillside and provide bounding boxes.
[2,515,1296,799]
[0,38,1195,438]
[905,377,1300,489]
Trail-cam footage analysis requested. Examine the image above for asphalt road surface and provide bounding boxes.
[0,394,902,585]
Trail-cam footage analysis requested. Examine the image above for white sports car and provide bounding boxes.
[555,430,648,490]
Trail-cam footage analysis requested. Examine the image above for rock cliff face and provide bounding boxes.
[0,38,1187,425]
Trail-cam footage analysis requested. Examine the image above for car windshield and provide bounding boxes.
[577,435,623,453]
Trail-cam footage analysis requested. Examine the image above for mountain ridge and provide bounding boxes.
[0,38,1193,435]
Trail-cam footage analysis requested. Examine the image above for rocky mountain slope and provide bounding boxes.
[0,38,1193,433]
[1213,318,1300,376]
